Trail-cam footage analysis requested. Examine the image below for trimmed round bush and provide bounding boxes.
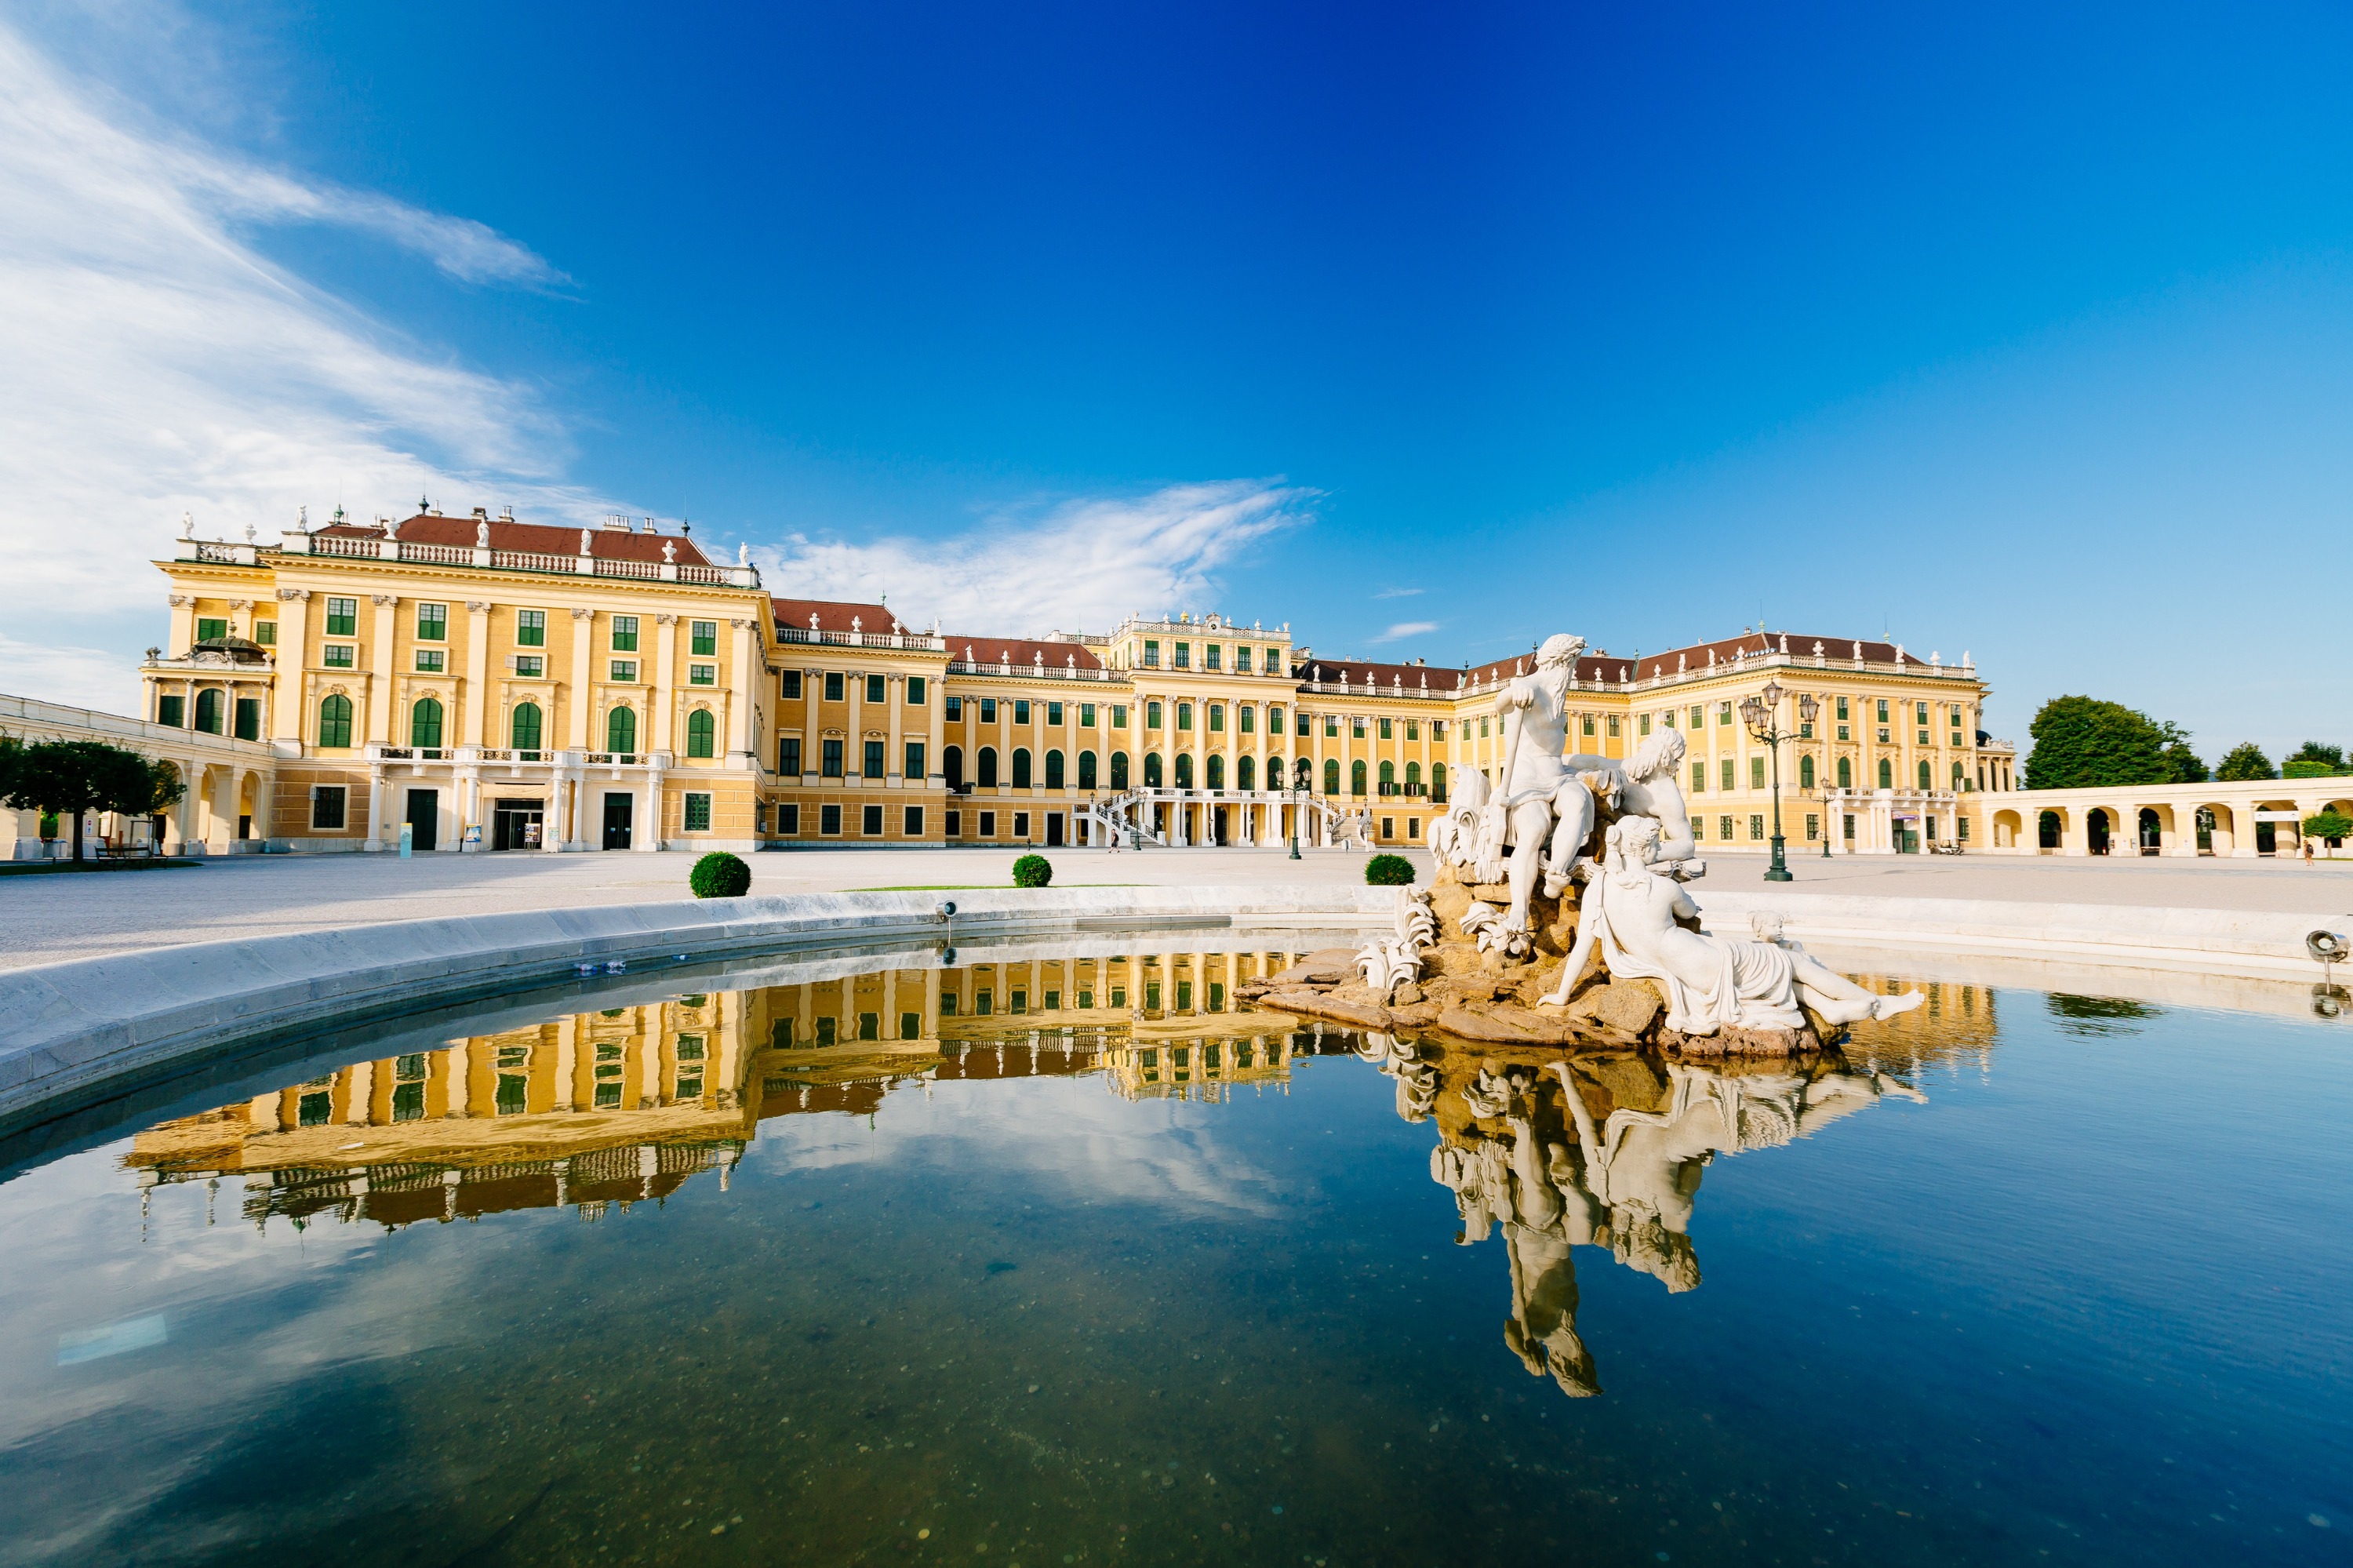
[689,850,752,899]
[1012,853,1053,889]
[1364,853,1417,886]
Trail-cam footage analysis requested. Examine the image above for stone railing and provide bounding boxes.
[276,531,760,588]
[358,744,672,770]
[947,658,1120,682]
[777,625,948,650]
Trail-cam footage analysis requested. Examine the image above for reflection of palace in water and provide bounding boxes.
[1395,975,1997,1400]
[126,949,1331,1230]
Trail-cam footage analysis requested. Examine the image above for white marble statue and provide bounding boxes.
[1746,911,1923,1023]
[1551,817,1920,1031]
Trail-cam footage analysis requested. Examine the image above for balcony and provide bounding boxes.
[947,656,1119,682]
[780,624,946,650]
[203,533,760,588]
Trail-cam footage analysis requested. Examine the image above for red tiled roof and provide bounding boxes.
[1453,633,1913,689]
[947,635,1106,671]
[773,598,900,636]
[320,513,715,567]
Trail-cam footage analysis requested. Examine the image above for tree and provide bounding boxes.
[2283,741,2351,779]
[0,740,185,862]
[2215,743,2275,781]
[2304,809,2353,853]
[2155,721,2208,784]
[2020,697,2190,790]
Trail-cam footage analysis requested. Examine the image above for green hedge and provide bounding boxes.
[1012,853,1053,888]
[689,850,751,899]
[1364,853,1417,886]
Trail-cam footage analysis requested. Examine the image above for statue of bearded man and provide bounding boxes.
[1480,632,1590,943]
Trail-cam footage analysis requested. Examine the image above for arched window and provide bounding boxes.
[606,705,637,755]
[317,693,353,748]
[1175,754,1195,788]
[1323,759,1340,795]
[1078,750,1098,788]
[1206,755,1224,790]
[1378,760,1395,795]
[943,745,965,789]
[1918,759,1932,791]
[1877,758,1893,790]
[1295,757,1313,791]
[511,702,543,751]
[1836,755,1852,789]
[1110,751,1129,788]
[411,697,444,749]
[977,747,999,787]
[1237,755,1254,791]
[686,708,716,759]
[1144,752,1162,788]
[1351,759,1367,796]
[194,689,224,735]
[1405,761,1421,792]
[1012,748,1032,788]
[1798,754,1814,789]
[1045,749,1064,788]
[1953,760,1966,788]
[1431,762,1447,803]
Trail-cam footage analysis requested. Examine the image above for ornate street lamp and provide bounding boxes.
[1740,680,1817,883]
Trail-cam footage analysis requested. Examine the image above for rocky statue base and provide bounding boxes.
[1235,864,1835,1058]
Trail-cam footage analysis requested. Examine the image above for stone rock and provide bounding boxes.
[1591,980,1664,1039]
[1393,979,1424,1006]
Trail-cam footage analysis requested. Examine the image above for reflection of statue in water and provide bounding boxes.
[1424,1044,1922,1401]
[1553,817,1922,1031]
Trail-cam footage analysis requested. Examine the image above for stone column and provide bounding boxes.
[652,614,678,753]
[173,763,204,855]
[365,766,387,852]
[638,765,663,851]
[729,620,758,765]
[366,595,398,745]
[272,591,310,744]
[923,966,941,1038]
[567,608,596,749]
[926,668,946,788]
[460,601,492,746]
[887,672,906,788]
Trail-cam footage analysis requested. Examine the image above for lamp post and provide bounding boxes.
[1740,680,1817,884]
[1285,780,1301,860]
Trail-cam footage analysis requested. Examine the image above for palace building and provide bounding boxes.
[136,505,2009,857]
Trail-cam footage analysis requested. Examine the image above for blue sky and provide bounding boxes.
[2,2,2347,757]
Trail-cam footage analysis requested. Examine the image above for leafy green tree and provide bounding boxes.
[2020,697,2191,790]
[2155,722,2208,783]
[1364,853,1417,886]
[1,739,186,861]
[2283,741,2350,779]
[2214,743,2275,781]
[2304,809,2353,849]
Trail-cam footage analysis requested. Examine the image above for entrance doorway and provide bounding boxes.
[1212,806,1229,846]
[2138,808,2162,854]
[405,789,439,853]
[1893,815,1918,853]
[1046,813,1065,847]
[2088,811,2111,856]
[602,792,634,850]
[493,798,546,852]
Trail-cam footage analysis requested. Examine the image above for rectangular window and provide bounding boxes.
[1958,817,1971,841]
[1689,706,1704,729]
[1047,700,1063,725]
[904,740,925,777]
[1749,814,1765,841]
[1581,715,1595,737]
[1208,704,1224,733]
[1799,722,1813,739]
[1013,811,1030,836]
[1177,704,1193,731]
[1205,645,1221,671]
[780,802,800,835]
[157,695,184,727]
[1608,715,1621,737]
[825,671,845,702]
[1236,647,1253,673]
[945,809,962,837]
[1015,699,1031,724]
[1431,719,1443,740]
[512,655,544,678]
[517,609,546,646]
[1174,642,1191,669]
[780,669,802,699]
[1844,813,1857,839]
[1638,713,1651,736]
[253,621,275,646]
[416,603,446,641]
[1877,699,1889,722]
[864,740,886,777]
[944,694,961,719]
[975,989,993,1016]
[1916,701,1929,724]
[1722,759,1736,791]
[1010,989,1027,1015]
[1143,640,1160,668]
[1380,817,1394,839]
[1266,646,1282,673]
[1110,984,1127,1007]
[906,676,926,705]
[1692,761,1706,792]
[1147,700,1162,729]
[1353,718,1366,738]
[904,806,924,836]
[1380,717,1394,740]
[1239,706,1255,734]
[1408,818,1421,839]
[867,674,886,704]
[678,620,712,657]
[781,737,802,776]
[689,664,716,686]
[311,785,347,829]
[323,644,355,668]
[1835,696,1849,720]
[980,810,997,836]
[820,804,842,835]
[1838,725,1850,742]
[684,793,712,831]
[416,649,445,672]
[1080,703,1096,726]
[609,660,637,682]
[1919,728,1931,745]
[862,804,884,835]
[1296,711,1309,737]
[612,615,638,652]
[1718,703,1733,726]
[1404,719,1417,740]
[195,617,227,642]
[325,597,357,636]
[1719,815,1735,840]
[1751,757,1766,790]
[822,739,844,777]
[1330,715,1344,737]
[980,697,997,722]
[1806,813,1820,841]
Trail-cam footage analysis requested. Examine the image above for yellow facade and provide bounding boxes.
[140,510,2006,855]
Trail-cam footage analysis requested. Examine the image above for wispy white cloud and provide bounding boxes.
[0,19,608,700]
[759,479,1315,635]
[1373,586,1423,599]
[1370,620,1439,643]
[0,634,144,714]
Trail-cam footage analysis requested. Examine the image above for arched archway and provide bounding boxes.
[977,747,999,787]
[2086,809,2111,855]
[1012,748,1032,788]
[2137,806,2163,854]
[1993,808,2023,849]
[943,744,964,790]
[2038,809,2062,850]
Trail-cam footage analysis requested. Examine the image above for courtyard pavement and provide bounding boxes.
[3,845,2350,972]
